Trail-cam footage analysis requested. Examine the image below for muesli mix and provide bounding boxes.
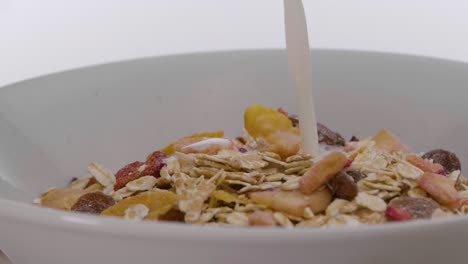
[36,104,467,227]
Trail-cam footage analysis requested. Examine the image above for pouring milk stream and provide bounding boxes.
[283,0,320,157]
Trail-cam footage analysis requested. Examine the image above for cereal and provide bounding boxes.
[355,192,387,212]
[87,163,116,187]
[126,176,158,192]
[35,104,465,228]
[124,204,149,220]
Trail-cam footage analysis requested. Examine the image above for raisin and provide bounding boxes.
[350,136,359,142]
[329,170,358,201]
[317,123,345,146]
[422,149,461,174]
[388,197,439,220]
[71,192,115,214]
[114,161,145,190]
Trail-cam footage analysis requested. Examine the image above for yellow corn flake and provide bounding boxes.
[101,190,177,219]
[40,188,90,211]
[160,131,224,155]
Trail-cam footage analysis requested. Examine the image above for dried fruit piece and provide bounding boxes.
[266,130,301,159]
[387,197,439,220]
[373,129,410,153]
[248,210,276,226]
[418,173,461,208]
[71,192,115,214]
[299,152,348,195]
[317,123,345,146]
[244,104,295,139]
[101,190,177,218]
[385,207,411,221]
[329,170,358,200]
[160,131,224,155]
[142,151,167,177]
[248,189,332,217]
[114,161,145,190]
[41,189,90,211]
[406,155,444,174]
[422,149,461,174]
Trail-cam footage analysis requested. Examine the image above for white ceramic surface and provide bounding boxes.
[0,50,467,264]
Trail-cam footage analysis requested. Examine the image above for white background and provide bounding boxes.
[1,1,468,86]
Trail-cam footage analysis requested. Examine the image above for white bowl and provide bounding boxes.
[0,50,467,264]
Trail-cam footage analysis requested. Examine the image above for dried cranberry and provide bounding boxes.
[349,136,359,142]
[344,159,354,168]
[317,123,345,146]
[422,149,461,174]
[388,197,439,220]
[114,161,145,190]
[385,207,410,221]
[329,170,358,201]
[71,192,115,214]
[239,147,248,153]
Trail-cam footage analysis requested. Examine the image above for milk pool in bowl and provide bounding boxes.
[0,50,467,264]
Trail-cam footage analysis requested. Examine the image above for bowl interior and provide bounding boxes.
[0,49,467,202]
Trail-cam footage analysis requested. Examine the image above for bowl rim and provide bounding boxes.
[1,48,468,241]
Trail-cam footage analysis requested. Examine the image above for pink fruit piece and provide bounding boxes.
[406,155,444,174]
[344,159,354,168]
[418,173,461,208]
[385,207,410,221]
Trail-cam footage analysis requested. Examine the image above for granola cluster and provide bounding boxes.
[36,104,467,228]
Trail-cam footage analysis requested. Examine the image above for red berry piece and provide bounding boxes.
[114,161,145,190]
[386,207,411,222]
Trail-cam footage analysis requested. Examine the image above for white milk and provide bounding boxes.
[284,0,319,157]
